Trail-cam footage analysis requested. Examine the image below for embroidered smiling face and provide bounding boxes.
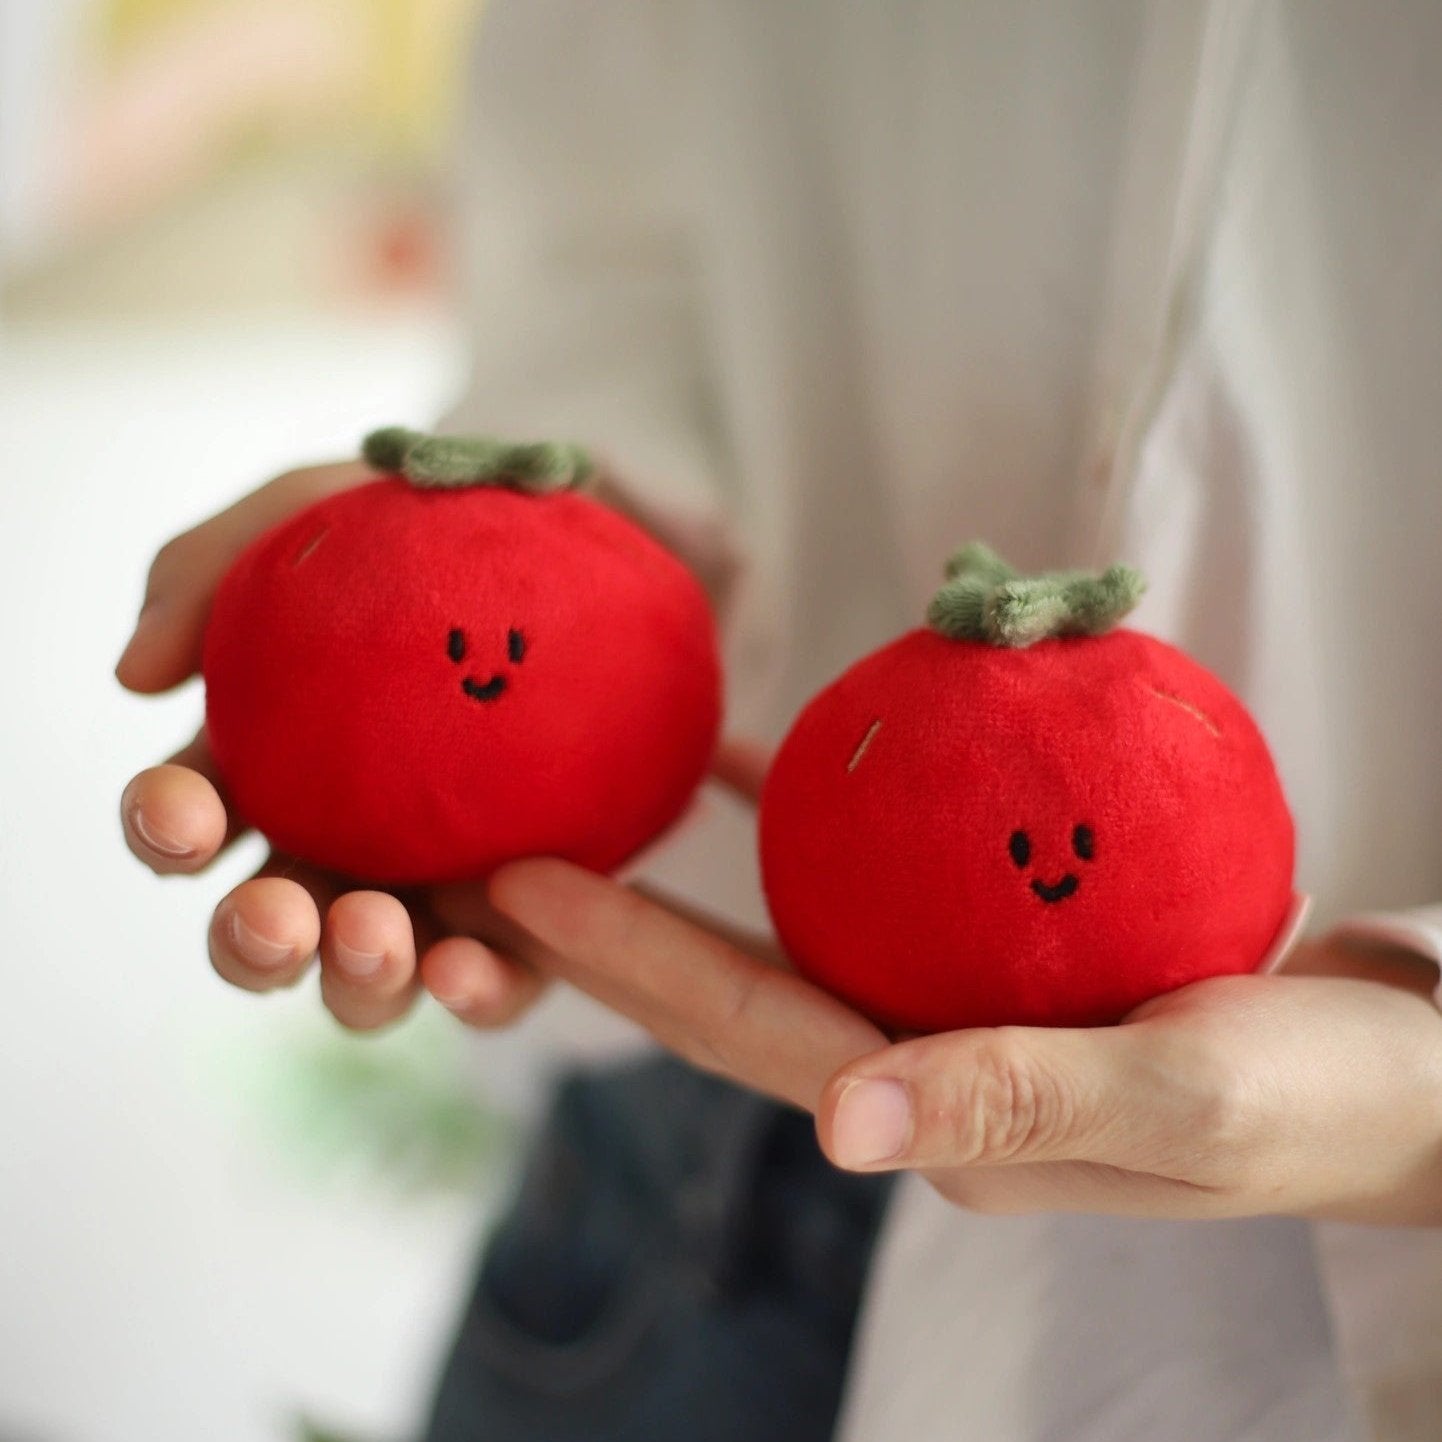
[760,619,1295,1034]
[204,469,721,885]
[449,625,526,703]
[1009,823,1093,903]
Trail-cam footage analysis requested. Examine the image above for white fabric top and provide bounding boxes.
[442,3,1442,1438]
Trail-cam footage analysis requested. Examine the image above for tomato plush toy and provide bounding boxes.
[759,543,1295,1032]
[203,427,721,884]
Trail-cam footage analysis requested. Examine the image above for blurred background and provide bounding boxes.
[0,2,545,1438]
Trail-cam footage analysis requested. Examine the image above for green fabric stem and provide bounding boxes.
[362,426,594,493]
[927,543,1145,647]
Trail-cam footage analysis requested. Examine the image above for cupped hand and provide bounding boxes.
[118,460,545,1033]
[118,464,747,1035]
[433,790,1442,1223]
[815,946,1442,1222]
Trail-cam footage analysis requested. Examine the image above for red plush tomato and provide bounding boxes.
[760,544,1294,1032]
[203,428,721,884]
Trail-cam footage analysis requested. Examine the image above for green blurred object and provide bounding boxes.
[295,1414,388,1442]
[240,1005,513,1200]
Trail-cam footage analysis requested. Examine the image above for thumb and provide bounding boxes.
[816,1024,1191,1173]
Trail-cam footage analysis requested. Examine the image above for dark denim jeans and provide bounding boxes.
[422,1055,892,1442]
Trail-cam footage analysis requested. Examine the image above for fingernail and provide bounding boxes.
[229,911,294,969]
[128,805,195,859]
[432,985,473,1010]
[429,957,504,1015]
[831,1079,912,1168]
[333,939,385,979]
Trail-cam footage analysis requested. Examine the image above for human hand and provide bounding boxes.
[433,757,1442,1222]
[812,939,1442,1223]
[117,460,550,1032]
[118,463,740,1033]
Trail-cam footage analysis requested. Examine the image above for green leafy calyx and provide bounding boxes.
[926,541,1145,648]
[362,426,594,494]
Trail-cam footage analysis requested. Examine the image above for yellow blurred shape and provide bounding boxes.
[96,0,479,156]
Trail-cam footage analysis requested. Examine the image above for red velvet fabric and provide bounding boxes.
[760,628,1294,1032]
[204,477,721,884]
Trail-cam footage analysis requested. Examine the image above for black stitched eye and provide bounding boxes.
[1008,830,1031,868]
[1073,824,1095,861]
[508,627,526,664]
[447,628,466,663]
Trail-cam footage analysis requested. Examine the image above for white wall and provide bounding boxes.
[0,313,511,1442]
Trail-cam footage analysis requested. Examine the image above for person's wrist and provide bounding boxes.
[1283,936,1442,1224]
[1280,933,1442,998]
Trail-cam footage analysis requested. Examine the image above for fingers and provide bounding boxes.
[122,763,228,875]
[421,878,557,1028]
[817,1024,1199,1175]
[483,859,886,1110]
[630,881,788,966]
[116,459,370,694]
[210,862,427,1031]
[318,890,421,1032]
[709,736,774,805]
[420,936,549,1029]
[121,731,240,874]
[209,871,329,993]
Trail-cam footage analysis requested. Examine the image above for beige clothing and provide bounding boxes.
[444,3,1442,1437]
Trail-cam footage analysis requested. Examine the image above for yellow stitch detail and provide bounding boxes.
[1146,685,1221,737]
[848,719,883,773]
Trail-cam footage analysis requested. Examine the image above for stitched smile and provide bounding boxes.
[462,675,507,702]
[1031,875,1079,904]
